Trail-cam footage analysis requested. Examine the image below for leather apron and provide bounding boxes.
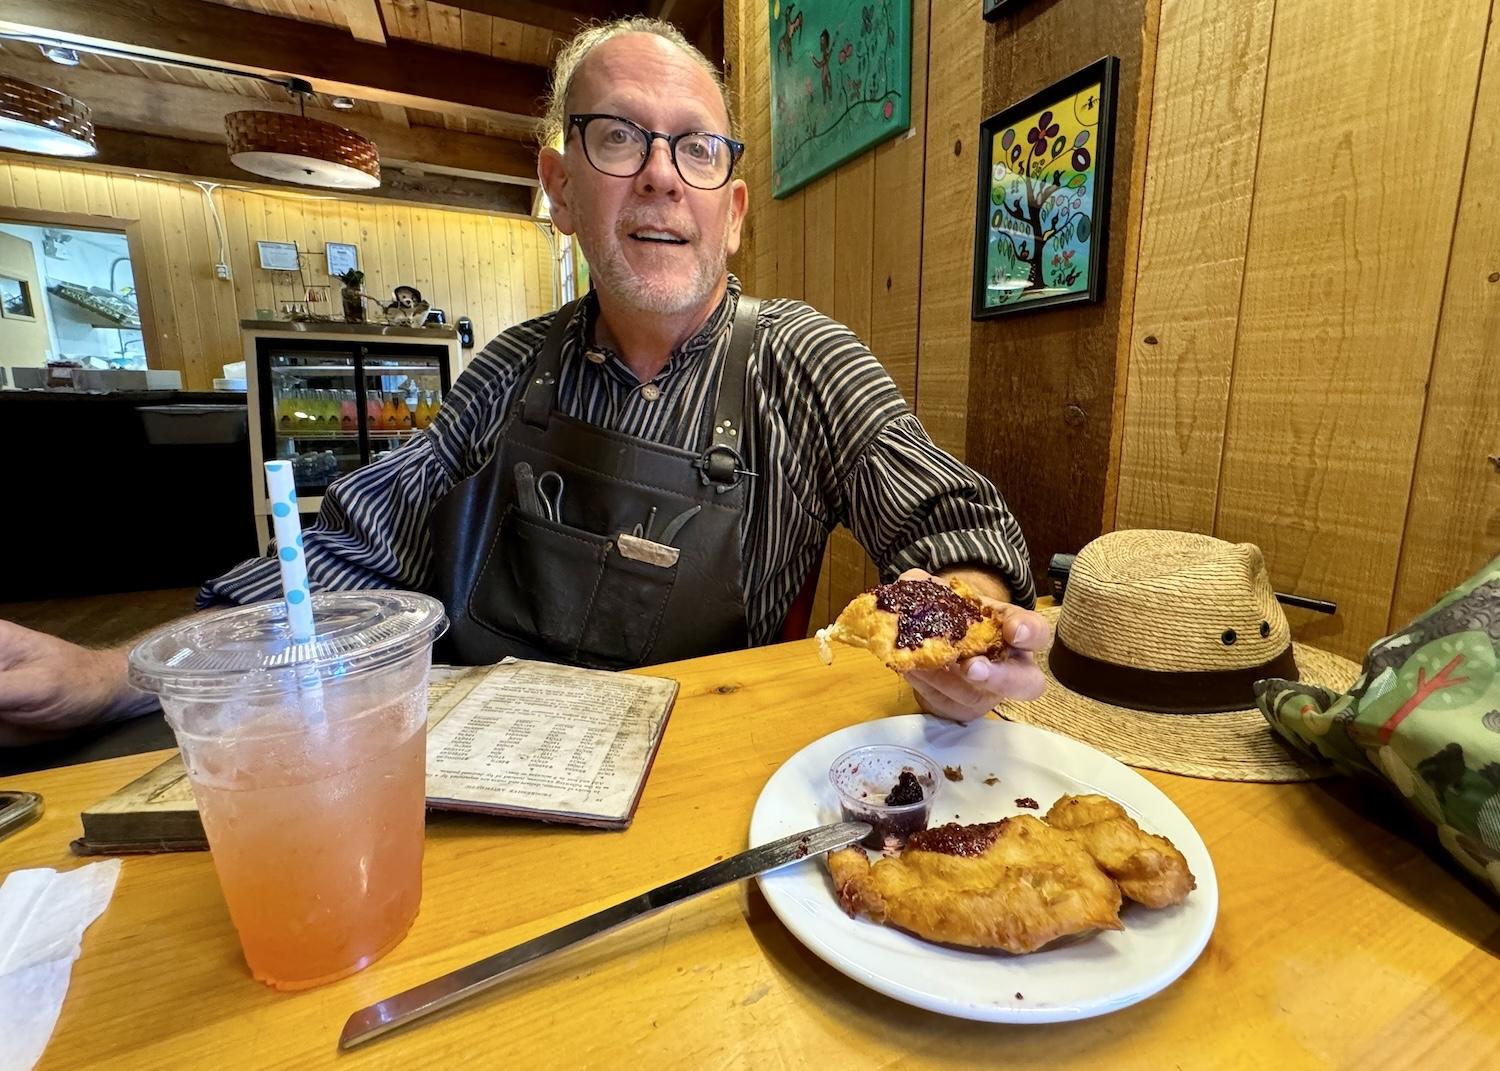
[427,295,761,668]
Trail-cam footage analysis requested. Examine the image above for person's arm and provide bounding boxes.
[816,358,1049,719]
[0,624,160,747]
[937,564,1013,604]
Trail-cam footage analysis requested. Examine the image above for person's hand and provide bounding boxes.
[896,568,1052,722]
[0,622,155,747]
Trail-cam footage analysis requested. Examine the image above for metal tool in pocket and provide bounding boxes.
[658,504,702,546]
[514,462,543,517]
[630,505,659,540]
[536,470,566,523]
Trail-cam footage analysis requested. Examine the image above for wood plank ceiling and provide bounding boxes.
[0,0,721,206]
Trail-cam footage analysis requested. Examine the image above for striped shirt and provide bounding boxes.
[202,276,1036,644]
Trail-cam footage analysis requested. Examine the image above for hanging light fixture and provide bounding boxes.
[225,83,379,190]
[0,74,96,158]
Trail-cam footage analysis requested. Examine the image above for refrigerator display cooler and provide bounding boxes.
[243,323,463,547]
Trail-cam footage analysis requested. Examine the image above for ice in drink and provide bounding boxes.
[128,591,447,991]
[189,691,427,989]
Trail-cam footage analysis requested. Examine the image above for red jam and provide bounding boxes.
[884,771,924,806]
[872,580,981,650]
[907,820,1006,857]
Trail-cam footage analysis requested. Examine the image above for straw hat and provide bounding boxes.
[998,529,1361,782]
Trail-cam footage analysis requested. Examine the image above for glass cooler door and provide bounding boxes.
[356,345,452,468]
[261,344,363,499]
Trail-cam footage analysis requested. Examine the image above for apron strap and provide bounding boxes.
[521,297,582,429]
[696,295,761,490]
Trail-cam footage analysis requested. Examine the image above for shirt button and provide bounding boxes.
[585,349,606,364]
[641,383,662,401]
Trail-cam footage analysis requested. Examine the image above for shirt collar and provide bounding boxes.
[572,275,742,382]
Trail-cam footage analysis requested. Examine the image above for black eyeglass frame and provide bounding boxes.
[566,113,746,190]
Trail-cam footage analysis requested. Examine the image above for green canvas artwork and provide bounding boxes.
[767,0,912,198]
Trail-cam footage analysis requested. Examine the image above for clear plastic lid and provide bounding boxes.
[128,591,448,701]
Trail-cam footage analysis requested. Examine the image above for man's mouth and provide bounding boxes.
[628,228,690,246]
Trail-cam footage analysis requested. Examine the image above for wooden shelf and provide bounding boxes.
[275,427,422,440]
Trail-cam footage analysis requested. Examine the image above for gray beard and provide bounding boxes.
[576,222,728,316]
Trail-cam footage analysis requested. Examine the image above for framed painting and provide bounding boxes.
[982,0,1027,19]
[0,275,35,320]
[768,0,912,198]
[971,56,1119,319]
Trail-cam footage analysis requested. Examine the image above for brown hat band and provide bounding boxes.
[1048,637,1301,715]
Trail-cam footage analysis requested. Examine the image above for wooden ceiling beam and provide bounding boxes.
[338,0,387,45]
[0,0,547,124]
[1,129,536,216]
[0,54,538,184]
[443,1,646,36]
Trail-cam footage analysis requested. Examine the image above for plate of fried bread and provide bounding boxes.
[749,714,1217,1022]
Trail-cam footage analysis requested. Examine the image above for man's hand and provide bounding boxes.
[0,621,156,747]
[896,568,1052,722]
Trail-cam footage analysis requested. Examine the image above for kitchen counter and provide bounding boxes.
[1,389,257,599]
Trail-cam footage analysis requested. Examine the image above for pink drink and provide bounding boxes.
[189,691,427,989]
[129,592,447,992]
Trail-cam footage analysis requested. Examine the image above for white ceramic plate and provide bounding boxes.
[749,715,1218,1022]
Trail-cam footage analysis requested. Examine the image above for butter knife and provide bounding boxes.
[339,820,870,1050]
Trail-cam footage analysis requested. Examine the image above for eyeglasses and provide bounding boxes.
[567,113,745,191]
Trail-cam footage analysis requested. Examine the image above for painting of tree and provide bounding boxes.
[972,57,1119,318]
[767,0,912,198]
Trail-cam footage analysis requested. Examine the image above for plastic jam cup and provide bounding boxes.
[128,591,447,991]
[828,745,942,850]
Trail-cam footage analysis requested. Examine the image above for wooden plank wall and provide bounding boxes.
[1116,0,1500,659]
[965,0,1160,600]
[0,158,554,390]
[727,0,983,634]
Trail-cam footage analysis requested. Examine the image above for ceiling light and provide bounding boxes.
[225,109,379,189]
[330,96,356,111]
[41,46,81,66]
[0,75,96,157]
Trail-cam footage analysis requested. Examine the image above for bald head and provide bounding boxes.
[541,18,735,147]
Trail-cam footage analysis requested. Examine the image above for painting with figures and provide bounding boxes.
[768,0,912,198]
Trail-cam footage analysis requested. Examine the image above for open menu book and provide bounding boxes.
[72,659,679,855]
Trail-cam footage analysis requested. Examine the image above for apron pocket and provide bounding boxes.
[578,541,680,668]
[468,506,609,660]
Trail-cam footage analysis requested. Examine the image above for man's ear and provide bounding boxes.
[538,146,576,236]
[724,177,748,257]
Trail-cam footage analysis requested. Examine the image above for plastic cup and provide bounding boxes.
[828,745,942,850]
[128,591,447,991]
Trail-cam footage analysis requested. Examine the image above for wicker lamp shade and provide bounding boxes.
[0,75,96,158]
[225,110,380,189]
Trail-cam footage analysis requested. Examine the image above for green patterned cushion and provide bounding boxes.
[1255,554,1500,898]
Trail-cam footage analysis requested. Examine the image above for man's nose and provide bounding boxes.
[633,138,683,199]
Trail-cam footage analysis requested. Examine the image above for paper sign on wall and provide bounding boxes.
[256,241,300,271]
[326,242,359,277]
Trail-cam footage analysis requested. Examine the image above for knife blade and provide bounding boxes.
[339,820,870,1050]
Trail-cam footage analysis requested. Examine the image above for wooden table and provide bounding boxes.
[3,640,1498,1070]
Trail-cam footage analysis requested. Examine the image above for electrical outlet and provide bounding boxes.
[214,263,231,280]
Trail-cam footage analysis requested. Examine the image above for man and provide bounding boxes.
[0,18,1049,748]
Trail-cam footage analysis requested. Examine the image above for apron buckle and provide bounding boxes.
[694,444,756,492]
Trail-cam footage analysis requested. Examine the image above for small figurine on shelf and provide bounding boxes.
[380,285,430,327]
[337,268,366,323]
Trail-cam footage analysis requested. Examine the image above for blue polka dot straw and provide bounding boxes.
[263,461,316,643]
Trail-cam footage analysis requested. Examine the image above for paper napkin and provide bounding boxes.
[0,860,121,1071]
